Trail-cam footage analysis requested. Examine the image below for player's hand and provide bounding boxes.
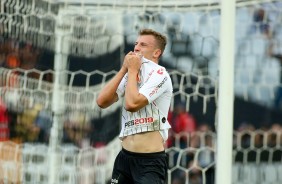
[125,51,142,72]
[121,52,131,73]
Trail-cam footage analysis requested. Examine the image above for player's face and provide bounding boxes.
[134,35,161,61]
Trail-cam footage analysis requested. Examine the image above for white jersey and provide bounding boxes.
[116,57,173,141]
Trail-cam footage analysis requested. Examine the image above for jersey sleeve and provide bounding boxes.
[139,69,171,103]
[116,73,128,99]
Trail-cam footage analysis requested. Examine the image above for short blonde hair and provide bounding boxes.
[139,29,167,57]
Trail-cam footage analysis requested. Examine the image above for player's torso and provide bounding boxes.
[120,60,172,138]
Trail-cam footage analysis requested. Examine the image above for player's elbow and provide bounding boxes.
[96,96,112,109]
[125,95,148,112]
[96,93,118,109]
[96,98,107,109]
[125,102,139,112]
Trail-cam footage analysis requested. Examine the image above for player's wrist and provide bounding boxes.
[128,68,139,74]
[119,66,128,74]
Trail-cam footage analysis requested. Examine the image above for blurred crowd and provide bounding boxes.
[0,38,41,70]
[0,36,50,143]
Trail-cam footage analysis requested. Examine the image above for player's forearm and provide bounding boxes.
[96,68,126,108]
[125,69,143,112]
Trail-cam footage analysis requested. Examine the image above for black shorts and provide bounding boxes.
[111,148,168,184]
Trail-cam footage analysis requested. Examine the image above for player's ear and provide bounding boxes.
[153,49,162,58]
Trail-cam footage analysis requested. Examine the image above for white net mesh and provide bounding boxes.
[0,0,282,184]
[0,130,281,183]
[1,0,281,109]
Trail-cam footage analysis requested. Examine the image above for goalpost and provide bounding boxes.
[216,1,235,184]
[0,0,281,184]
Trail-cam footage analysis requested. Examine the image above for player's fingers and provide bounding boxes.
[134,52,143,58]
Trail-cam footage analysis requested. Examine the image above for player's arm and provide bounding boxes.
[96,67,127,109]
[125,69,148,112]
[124,54,148,112]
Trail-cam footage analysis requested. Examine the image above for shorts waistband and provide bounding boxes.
[121,148,166,158]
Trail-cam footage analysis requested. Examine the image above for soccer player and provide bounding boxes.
[96,28,173,184]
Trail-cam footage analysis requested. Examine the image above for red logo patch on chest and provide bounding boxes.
[157,68,164,75]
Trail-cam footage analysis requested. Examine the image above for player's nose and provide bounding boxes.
[134,45,140,52]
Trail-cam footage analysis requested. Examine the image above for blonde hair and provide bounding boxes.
[139,29,167,57]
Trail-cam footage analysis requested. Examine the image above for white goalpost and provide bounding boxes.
[0,0,282,184]
[216,0,235,184]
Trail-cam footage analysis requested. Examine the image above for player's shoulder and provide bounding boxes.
[142,58,170,76]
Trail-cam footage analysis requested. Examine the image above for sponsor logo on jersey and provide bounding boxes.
[144,69,154,83]
[125,117,154,127]
[149,76,167,97]
[157,68,164,75]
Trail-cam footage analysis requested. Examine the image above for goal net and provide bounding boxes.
[0,0,281,184]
